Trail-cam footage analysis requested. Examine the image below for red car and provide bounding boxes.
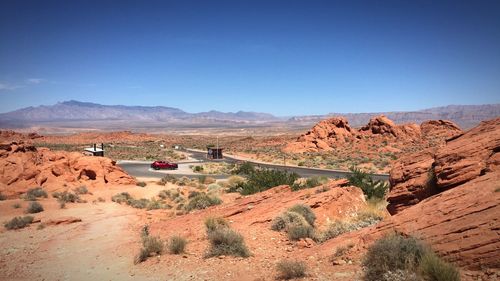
[151,161,178,170]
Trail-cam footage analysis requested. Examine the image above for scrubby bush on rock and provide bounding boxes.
[185,194,222,211]
[276,260,307,279]
[205,227,250,258]
[362,233,460,281]
[24,187,48,201]
[4,216,34,230]
[26,201,44,213]
[167,235,187,254]
[205,216,229,234]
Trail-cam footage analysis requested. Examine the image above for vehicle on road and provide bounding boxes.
[151,161,178,170]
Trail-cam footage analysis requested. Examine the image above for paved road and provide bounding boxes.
[117,150,389,181]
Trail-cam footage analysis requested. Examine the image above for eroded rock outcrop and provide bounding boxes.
[0,142,136,198]
[388,117,500,214]
[284,115,462,153]
[283,117,356,153]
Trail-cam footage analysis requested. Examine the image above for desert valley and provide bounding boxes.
[1,1,500,280]
[0,104,499,280]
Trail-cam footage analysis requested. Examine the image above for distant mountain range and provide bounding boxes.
[0,100,498,130]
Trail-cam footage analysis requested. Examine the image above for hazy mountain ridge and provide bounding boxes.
[0,101,498,130]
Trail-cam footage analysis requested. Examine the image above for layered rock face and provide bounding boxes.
[388,117,500,214]
[283,115,462,153]
[0,142,136,198]
[314,118,500,274]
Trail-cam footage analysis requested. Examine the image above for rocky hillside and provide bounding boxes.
[289,104,500,129]
[283,115,462,153]
[0,142,136,198]
[312,118,500,279]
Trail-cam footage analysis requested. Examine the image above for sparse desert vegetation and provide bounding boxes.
[276,260,307,280]
[4,216,34,230]
[363,233,460,281]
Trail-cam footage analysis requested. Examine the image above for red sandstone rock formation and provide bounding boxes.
[388,117,499,214]
[0,142,136,198]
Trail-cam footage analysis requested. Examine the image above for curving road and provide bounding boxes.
[117,150,389,181]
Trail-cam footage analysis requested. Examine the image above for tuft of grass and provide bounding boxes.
[136,181,147,187]
[419,252,460,281]
[74,185,88,195]
[24,187,48,201]
[185,194,222,211]
[271,211,310,232]
[205,228,250,258]
[0,192,5,200]
[26,201,44,213]
[167,235,187,254]
[4,216,34,230]
[205,216,229,234]
[287,224,315,241]
[332,243,355,258]
[12,203,21,209]
[97,197,106,202]
[276,260,307,279]
[135,226,164,264]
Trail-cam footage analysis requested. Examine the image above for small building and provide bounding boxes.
[84,143,105,157]
[207,147,223,159]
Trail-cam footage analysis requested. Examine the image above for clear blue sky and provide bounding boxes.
[0,0,499,116]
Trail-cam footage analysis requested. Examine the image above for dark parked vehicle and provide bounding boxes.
[151,161,178,170]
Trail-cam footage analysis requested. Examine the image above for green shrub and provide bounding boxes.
[185,194,222,211]
[193,165,204,172]
[207,183,222,192]
[205,228,250,258]
[205,216,229,234]
[347,167,389,199]
[74,185,88,194]
[24,187,48,201]
[136,181,147,187]
[26,201,44,213]
[288,204,316,226]
[236,168,299,195]
[287,224,315,241]
[363,233,427,281]
[168,235,187,254]
[276,260,307,279]
[233,162,255,175]
[419,252,460,281]
[291,176,329,191]
[4,216,34,230]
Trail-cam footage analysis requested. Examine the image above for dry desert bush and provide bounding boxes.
[4,216,34,230]
[276,260,307,279]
